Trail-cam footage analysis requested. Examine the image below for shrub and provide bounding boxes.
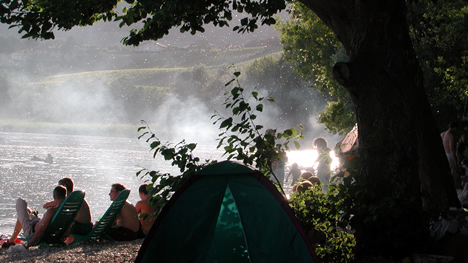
[289,183,356,263]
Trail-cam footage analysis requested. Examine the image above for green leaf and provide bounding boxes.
[263,17,276,25]
[224,145,233,152]
[231,87,240,96]
[240,17,248,26]
[294,141,301,149]
[187,143,197,150]
[256,104,263,112]
[225,78,235,87]
[220,117,233,129]
[150,141,161,149]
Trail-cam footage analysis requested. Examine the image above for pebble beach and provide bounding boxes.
[0,239,143,262]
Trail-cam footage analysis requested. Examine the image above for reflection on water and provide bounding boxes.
[0,132,223,235]
[285,149,339,174]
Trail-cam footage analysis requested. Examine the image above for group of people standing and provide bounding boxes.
[282,137,333,194]
[3,178,157,250]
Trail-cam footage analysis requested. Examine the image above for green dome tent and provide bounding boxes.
[135,160,318,263]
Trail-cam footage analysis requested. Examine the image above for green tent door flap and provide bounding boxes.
[136,161,318,263]
[206,185,250,262]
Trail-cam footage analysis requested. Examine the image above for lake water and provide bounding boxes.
[0,131,225,235]
[0,131,334,236]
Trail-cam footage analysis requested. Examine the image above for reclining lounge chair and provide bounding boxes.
[70,189,130,244]
[23,190,85,247]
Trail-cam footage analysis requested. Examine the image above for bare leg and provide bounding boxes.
[13,198,38,240]
[64,236,75,244]
[8,219,22,243]
[63,225,73,244]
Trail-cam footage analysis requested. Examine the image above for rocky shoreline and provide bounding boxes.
[0,239,143,262]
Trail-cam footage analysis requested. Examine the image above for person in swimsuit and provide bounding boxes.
[43,177,93,236]
[105,183,140,241]
[5,186,67,249]
[135,184,157,236]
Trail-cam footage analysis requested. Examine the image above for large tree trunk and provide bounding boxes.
[300,0,459,256]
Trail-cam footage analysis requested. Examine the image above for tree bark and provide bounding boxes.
[300,0,459,256]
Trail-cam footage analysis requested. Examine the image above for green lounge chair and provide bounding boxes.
[70,189,130,244]
[23,190,85,247]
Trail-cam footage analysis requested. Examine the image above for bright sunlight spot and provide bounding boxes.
[286,149,340,171]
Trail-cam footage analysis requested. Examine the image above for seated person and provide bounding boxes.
[293,181,314,193]
[308,176,322,186]
[291,172,321,194]
[43,177,92,235]
[105,183,140,241]
[300,171,315,181]
[135,184,157,236]
[6,186,67,249]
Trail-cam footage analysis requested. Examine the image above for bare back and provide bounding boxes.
[136,198,156,235]
[441,130,456,156]
[28,206,60,247]
[34,207,58,233]
[74,199,92,224]
[115,201,140,233]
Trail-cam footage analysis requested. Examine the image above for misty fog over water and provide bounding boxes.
[0,18,340,144]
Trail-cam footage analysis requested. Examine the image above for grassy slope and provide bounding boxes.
[28,47,282,89]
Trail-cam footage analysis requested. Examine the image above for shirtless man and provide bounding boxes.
[106,183,140,241]
[43,177,92,235]
[135,184,157,236]
[441,122,460,189]
[7,185,67,249]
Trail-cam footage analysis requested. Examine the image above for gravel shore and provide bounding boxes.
[0,239,143,262]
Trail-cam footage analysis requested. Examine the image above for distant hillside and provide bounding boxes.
[30,47,280,87]
[1,44,320,138]
[0,19,333,143]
